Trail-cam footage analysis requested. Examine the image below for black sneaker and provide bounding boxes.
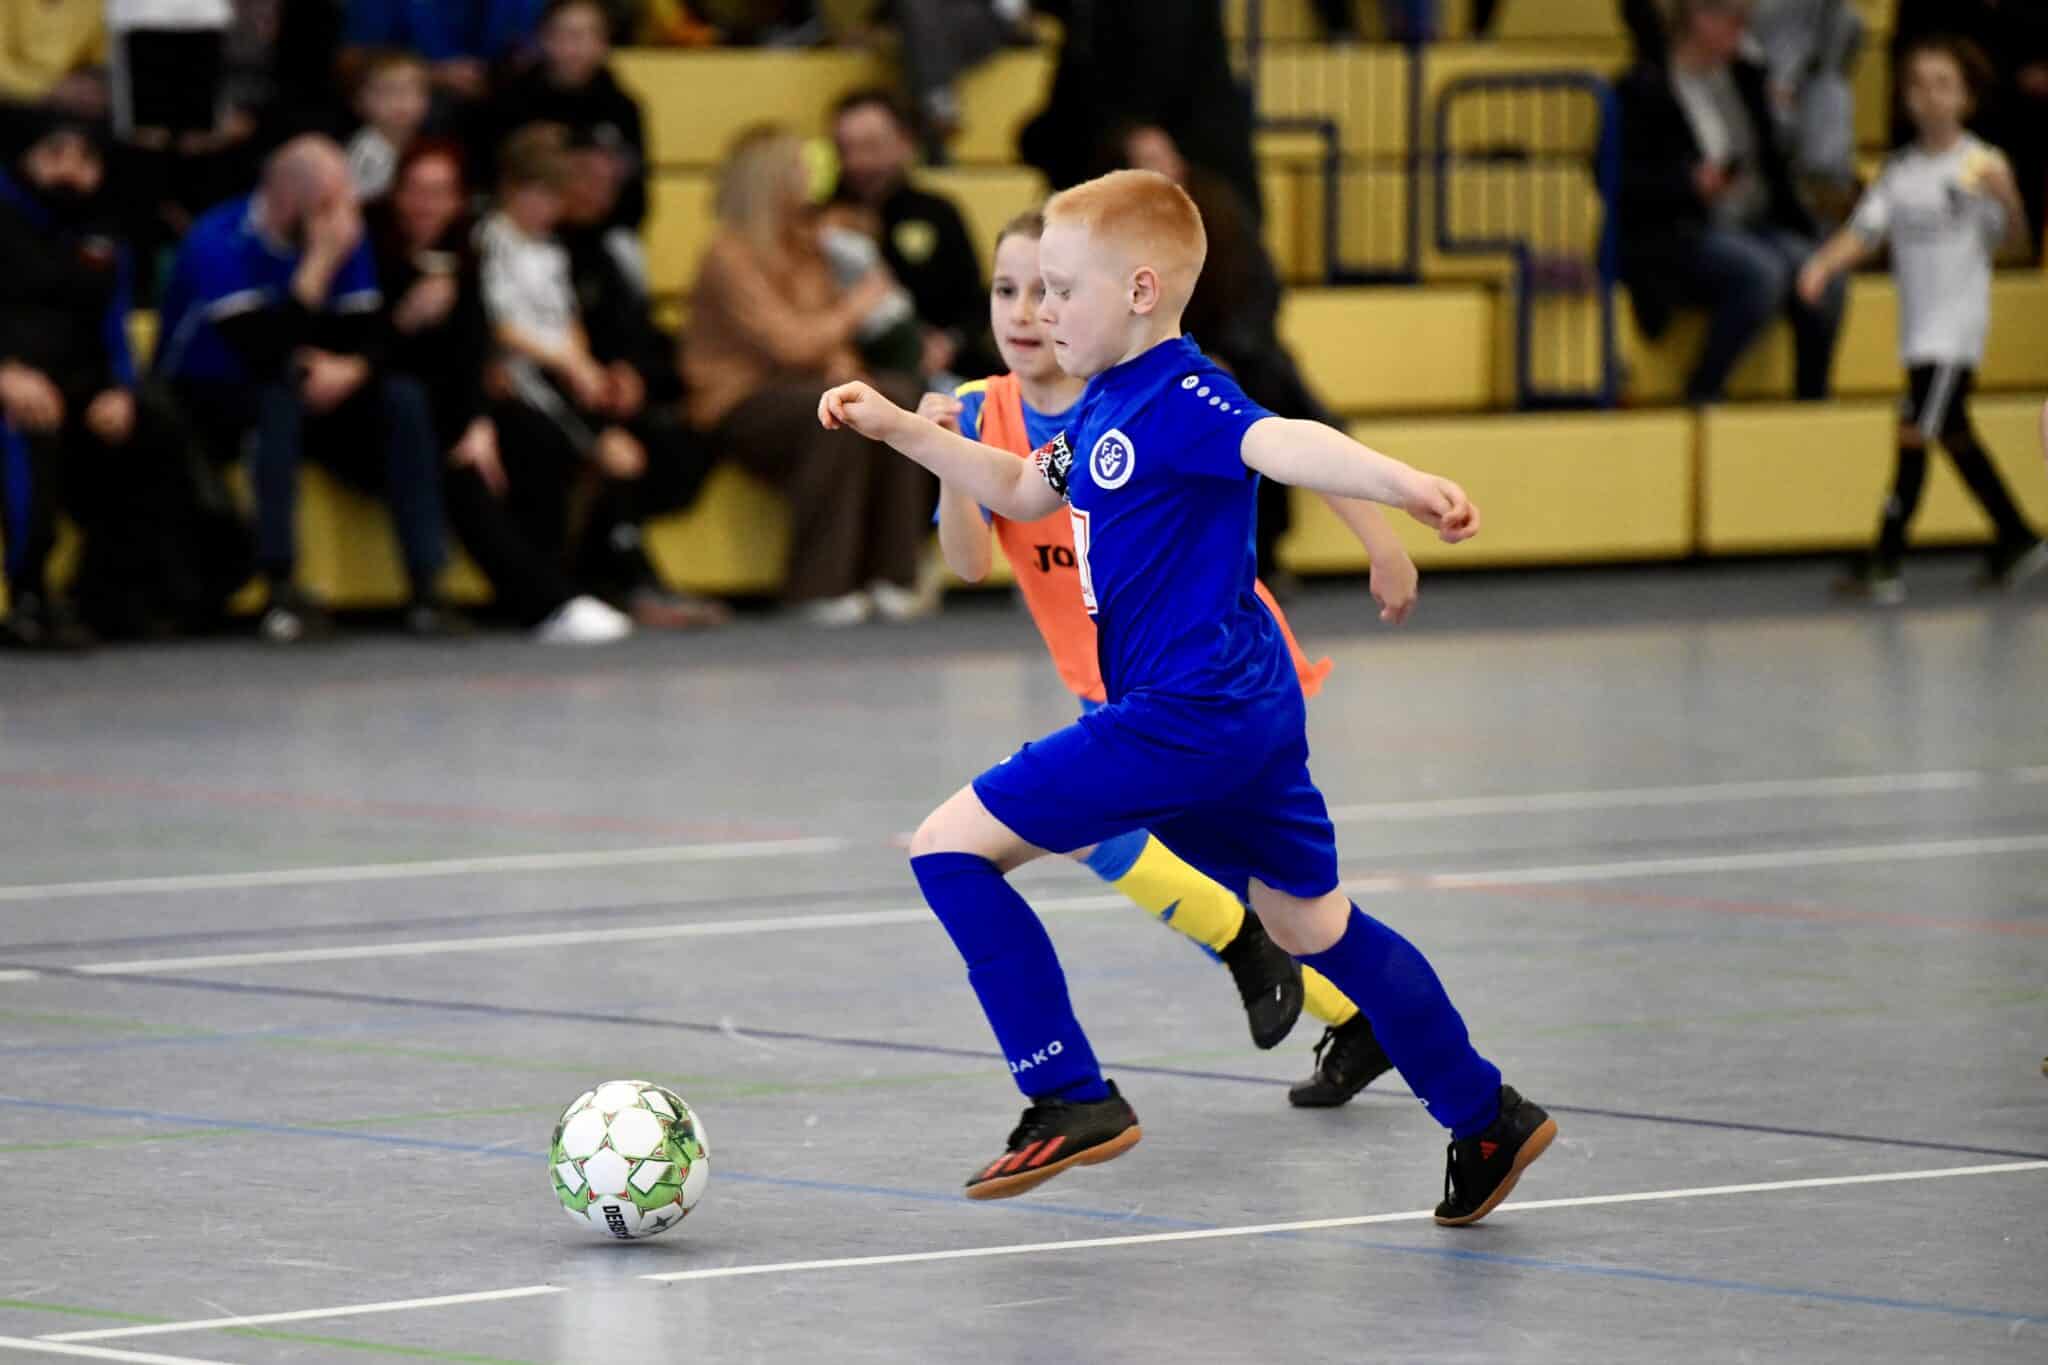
[404,601,475,639]
[1288,1014,1394,1108]
[1218,910,1304,1050]
[1434,1085,1558,1228]
[963,1082,1142,1201]
[1987,539,2048,591]
[258,586,336,645]
[0,591,94,651]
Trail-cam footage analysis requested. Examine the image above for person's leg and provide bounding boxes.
[371,376,450,602]
[1680,228,1789,403]
[890,0,1012,142]
[443,461,578,627]
[1931,368,2040,564]
[858,425,939,592]
[250,381,306,589]
[1765,229,1846,399]
[1174,747,1550,1223]
[715,384,871,605]
[1074,829,1311,1050]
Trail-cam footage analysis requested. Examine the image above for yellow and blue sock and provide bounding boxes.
[1083,831,1360,1028]
[910,851,1109,1102]
[1299,903,1501,1136]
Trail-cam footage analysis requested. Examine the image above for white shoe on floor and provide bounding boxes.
[868,579,935,622]
[534,595,634,645]
[797,591,874,627]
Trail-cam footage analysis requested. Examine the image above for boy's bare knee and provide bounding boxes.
[1249,881,1351,956]
[908,786,1043,869]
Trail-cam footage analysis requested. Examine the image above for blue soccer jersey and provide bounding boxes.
[1033,335,1285,706]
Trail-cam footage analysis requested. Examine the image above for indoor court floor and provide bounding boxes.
[0,560,2042,1364]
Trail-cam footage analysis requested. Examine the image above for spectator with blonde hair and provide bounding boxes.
[684,124,934,625]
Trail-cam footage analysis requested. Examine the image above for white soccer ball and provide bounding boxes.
[550,1080,710,1239]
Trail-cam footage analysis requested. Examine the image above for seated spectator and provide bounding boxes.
[0,113,247,647]
[830,88,997,381]
[481,0,645,230]
[346,49,431,201]
[1749,0,1864,219]
[887,1,1031,153]
[155,134,460,642]
[478,125,722,633]
[372,137,636,643]
[0,0,107,115]
[1616,0,1846,402]
[342,0,543,102]
[684,125,935,626]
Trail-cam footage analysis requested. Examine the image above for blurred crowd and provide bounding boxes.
[0,0,2042,652]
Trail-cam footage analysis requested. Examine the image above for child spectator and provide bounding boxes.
[346,49,432,202]
[1799,35,2046,599]
[481,0,647,230]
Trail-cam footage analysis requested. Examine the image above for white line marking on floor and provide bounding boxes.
[67,896,1127,976]
[0,1336,236,1364]
[41,1287,563,1344]
[1327,769,1996,822]
[0,970,40,983]
[40,832,2048,979]
[638,1160,2048,1285]
[1396,833,2048,890]
[2013,766,2048,784]
[38,1162,2044,1341]
[0,838,849,904]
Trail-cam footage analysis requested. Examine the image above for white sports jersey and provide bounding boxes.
[1850,133,2009,367]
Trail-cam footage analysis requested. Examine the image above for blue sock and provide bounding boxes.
[1299,905,1503,1137]
[1081,829,1151,882]
[910,851,1110,1103]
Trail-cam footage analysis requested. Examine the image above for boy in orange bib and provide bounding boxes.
[917,210,1417,1106]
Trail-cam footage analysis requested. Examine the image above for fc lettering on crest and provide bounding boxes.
[1090,428,1135,490]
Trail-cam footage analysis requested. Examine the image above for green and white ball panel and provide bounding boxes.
[550,1079,710,1240]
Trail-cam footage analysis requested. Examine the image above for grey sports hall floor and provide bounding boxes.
[0,559,2042,1365]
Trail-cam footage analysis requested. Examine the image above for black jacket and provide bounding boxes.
[1615,56,1813,336]
[852,181,996,379]
[0,173,131,407]
[562,223,683,405]
[371,209,491,450]
[482,65,647,229]
[1020,0,1262,225]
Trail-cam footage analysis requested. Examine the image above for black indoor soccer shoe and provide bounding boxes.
[1288,1014,1394,1108]
[1434,1085,1558,1227]
[963,1083,1143,1201]
[1219,910,1305,1050]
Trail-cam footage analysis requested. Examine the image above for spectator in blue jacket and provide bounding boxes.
[156,134,459,642]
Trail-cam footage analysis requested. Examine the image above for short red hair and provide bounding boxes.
[1044,169,1207,313]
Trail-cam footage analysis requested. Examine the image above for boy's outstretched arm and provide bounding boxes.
[821,381,1066,523]
[1321,493,1419,624]
[1797,225,1876,304]
[1242,416,1479,543]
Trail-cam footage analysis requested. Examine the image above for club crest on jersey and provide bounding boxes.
[1090,428,1136,490]
[1032,432,1074,499]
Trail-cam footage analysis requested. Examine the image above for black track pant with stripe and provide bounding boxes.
[1876,363,2037,568]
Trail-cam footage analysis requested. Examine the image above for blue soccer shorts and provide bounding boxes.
[973,690,1340,901]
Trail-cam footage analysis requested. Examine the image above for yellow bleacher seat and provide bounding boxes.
[616,48,1053,170]
[1620,273,2048,403]
[1277,286,1495,412]
[615,49,881,168]
[1282,410,1695,570]
[1699,396,2048,554]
